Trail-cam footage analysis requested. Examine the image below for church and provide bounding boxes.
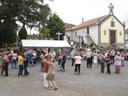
[65,3,125,49]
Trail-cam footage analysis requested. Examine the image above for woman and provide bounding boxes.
[3,51,9,77]
[100,52,106,73]
[17,52,24,77]
[105,53,112,74]
[11,51,18,69]
[114,52,122,74]
[121,52,125,67]
[0,53,4,76]
[93,51,98,67]
[45,55,58,90]
[74,52,82,75]
[57,52,63,71]
[43,55,49,88]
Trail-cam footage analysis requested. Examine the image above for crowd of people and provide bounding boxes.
[0,49,38,77]
[0,48,67,90]
[70,47,127,75]
[0,46,128,91]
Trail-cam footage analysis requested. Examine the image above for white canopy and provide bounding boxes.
[21,40,71,48]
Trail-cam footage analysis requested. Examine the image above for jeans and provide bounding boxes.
[28,58,34,66]
[4,62,9,76]
[71,58,75,66]
[58,59,61,66]
[106,64,111,74]
[87,58,92,68]
[41,62,44,72]
[11,58,18,69]
[33,58,36,65]
[101,63,105,73]
[121,59,124,67]
[18,65,23,76]
[61,61,66,70]
[24,65,29,76]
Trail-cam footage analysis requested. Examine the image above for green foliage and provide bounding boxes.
[47,13,65,40]
[0,0,51,47]
[0,19,18,47]
[40,26,50,37]
[18,27,28,40]
[90,42,97,47]
[0,0,51,27]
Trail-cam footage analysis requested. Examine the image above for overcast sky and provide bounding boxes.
[45,0,128,28]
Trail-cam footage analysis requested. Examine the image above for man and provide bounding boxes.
[27,50,34,67]
[70,50,75,66]
[86,49,92,68]
[61,52,66,71]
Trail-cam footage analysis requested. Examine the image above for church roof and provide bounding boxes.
[125,28,128,34]
[69,15,107,30]
[64,23,76,30]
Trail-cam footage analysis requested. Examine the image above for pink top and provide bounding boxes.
[114,55,122,66]
[74,56,82,64]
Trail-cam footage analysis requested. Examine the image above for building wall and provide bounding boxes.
[125,33,128,40]
[100,15,124,44]
[66,28,88,44]
[89,25,99,45]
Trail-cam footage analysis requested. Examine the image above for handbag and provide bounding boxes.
[107,60,112,64]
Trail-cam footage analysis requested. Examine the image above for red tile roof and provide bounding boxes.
[125,28,128,34]
[70,15,107,30]
[64,23,76,30]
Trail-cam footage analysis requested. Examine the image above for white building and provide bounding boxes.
[125,28,128,40]
[65,4,125,48]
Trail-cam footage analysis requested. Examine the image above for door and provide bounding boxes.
[110,31,116,45]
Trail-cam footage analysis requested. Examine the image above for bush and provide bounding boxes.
[18,27,28,40]
[90,42,97,47]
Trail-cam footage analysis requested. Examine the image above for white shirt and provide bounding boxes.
[114,55,122,65]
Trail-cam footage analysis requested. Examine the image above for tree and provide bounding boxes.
[0,19,18,47]
[40,26,50,39]
[47,13,65,40]
[0,0,51,47]
[18,27,28,40]
[0,0,51,27]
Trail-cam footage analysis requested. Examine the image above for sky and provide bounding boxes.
[45,0,128,28]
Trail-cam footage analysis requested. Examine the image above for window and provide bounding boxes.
[104,30,106,35]
[68,36,70,41]
[81,36,83,41]
[119,31,122,36]
[87,27,89,34]
[75,32,77,37]
[111,21,115,27]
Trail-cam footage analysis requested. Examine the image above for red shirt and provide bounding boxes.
[43,62,49,73]
[121,53,125,59]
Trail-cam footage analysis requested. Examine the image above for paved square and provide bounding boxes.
[0,60,128,96]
